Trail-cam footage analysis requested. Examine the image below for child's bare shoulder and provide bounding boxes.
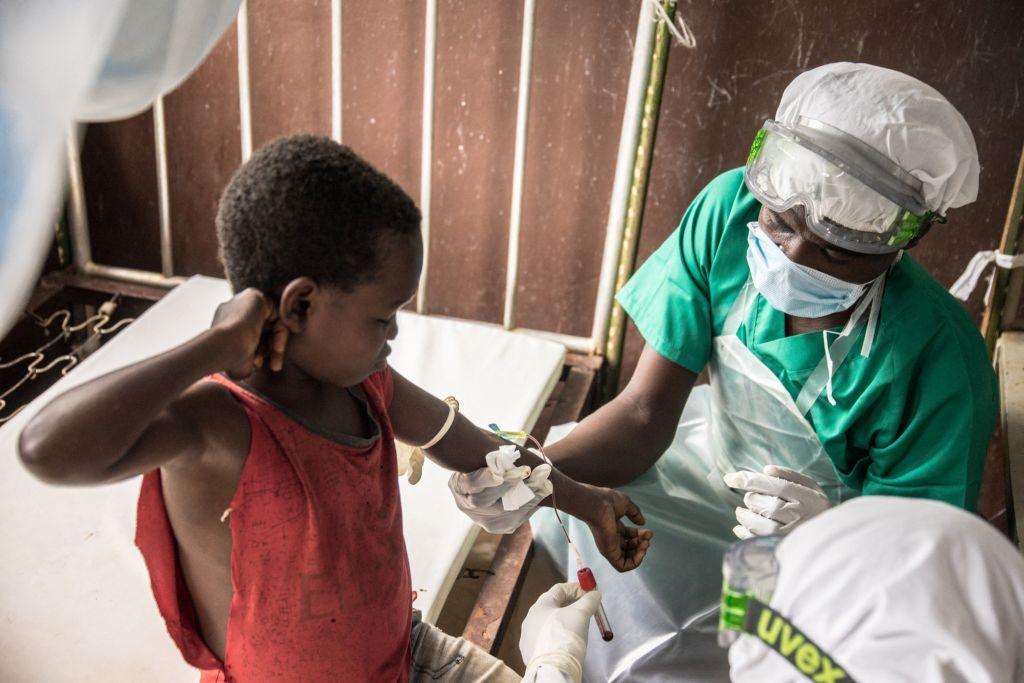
[163,379,250,472]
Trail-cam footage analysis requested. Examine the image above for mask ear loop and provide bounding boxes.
[824,270,888,403]
[861,255,898,357]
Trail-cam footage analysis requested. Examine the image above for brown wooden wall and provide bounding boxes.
[77,0,1024,387]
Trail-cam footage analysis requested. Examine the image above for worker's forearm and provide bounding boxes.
[18,327,234,482]
[544,394,675,487]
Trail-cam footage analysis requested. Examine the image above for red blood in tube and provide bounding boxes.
[577,567,597,591]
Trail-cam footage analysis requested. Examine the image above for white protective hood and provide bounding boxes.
[730,496,1024,683]
[776,62,979,219]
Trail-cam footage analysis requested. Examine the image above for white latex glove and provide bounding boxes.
[520,582,602,683]
[723,465,831,539]
[448,447,553,534]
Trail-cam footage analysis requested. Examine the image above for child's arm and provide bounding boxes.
[389,370,652,572]
[18,289,283,485]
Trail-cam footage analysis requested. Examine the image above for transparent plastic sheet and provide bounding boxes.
[706,338,852,507]
[0,0,240,341]
[533,386,734,683]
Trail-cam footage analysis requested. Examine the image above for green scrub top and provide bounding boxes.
[617,168,998,511]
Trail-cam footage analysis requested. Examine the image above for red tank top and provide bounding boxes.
[135,368,412,682]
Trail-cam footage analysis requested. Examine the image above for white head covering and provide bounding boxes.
[776,62,980,216]
[729,497,1024,683]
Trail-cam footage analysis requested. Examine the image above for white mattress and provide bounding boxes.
[0,276,564,681]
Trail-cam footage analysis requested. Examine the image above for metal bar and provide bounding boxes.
[65,124,92,270]
[514,327,593,354]
[82,263,185,289]
[153,97,174,277]
[502,0,537,330]
[237,0,253,162]
[416,0,437,313]
[406,311,593,353]
[331,0,343,142]
[590,0,657,354]
[603,0,676,398]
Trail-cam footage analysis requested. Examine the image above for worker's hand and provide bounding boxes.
[210,288,289,377]
[448,456,553,534]
[520,582,602,683]
[565,483,652,572]
[724,465,831,539]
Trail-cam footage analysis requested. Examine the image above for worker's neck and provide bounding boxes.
[785,307,856,337]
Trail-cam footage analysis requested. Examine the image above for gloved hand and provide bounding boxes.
[723,465,831,539]
[520,582,602,683]
[448,446,553,534]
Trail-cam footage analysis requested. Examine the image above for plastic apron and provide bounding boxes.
[532,274,879,683]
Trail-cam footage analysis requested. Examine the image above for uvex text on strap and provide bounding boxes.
[723,593,856,683]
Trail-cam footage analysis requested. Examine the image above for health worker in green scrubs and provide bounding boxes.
[531,62,998,682]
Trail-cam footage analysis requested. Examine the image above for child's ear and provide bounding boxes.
[278,277,317,333]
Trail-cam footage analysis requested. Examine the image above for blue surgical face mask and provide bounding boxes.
[745,222,873,318]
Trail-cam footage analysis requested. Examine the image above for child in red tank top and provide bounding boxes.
[20,136,651,681]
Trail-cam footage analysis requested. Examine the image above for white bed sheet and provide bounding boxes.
[0,276,564,681]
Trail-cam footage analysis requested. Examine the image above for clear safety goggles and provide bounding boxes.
[719,536,857,682]
[719,535,781,647]
[744,117,944,254]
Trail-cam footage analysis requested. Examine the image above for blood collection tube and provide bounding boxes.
[577,566,614,641]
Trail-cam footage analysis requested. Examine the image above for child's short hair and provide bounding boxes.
[216,135,421,294]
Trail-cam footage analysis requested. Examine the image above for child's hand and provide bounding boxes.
[564,483,653,572]
[211,288,289,377]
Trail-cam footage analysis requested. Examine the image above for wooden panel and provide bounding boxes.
[248,0,332,148]
[513,0,637,337]
[424,0,522,323]
[80,112,162,272]
[621,0,1024,387]
[65,1,1024,389]
[341,0,424,205]
[163,23,243,278]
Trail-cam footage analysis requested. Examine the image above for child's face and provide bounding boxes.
[287,232,422,387]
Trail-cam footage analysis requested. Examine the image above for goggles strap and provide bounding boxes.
[742,598,858,683]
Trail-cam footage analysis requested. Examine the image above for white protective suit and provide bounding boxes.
[730,496,1024,682]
